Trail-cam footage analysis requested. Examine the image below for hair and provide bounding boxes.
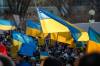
[43,57,63,66]
[0,55,15,66]
[78,53,100,66]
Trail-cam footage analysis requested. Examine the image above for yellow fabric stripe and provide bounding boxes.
[40,19,69,33]
[26,27,40,37]
[78,32,89,41]
[40,56,48,60]
[50,32,74,44]
[38,38,45,46]
[13,39,22,49]
[66,21,89,41]
[37,33,48,46]
[11,45,19,58]
[0,25,15,30]
[87,40,100,54]
[11,39,22,58]
[26,27,48,46]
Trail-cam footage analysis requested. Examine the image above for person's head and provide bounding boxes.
[40,57,63,66]
[0,55,15,66]
[78,53,100,66]
[58,57,67,66]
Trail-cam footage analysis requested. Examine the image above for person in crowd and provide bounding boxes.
[0,40,8,56]
[16,54,32,66]
[78,53,100,66]
[0,54,15,66]
[58,56,67,66]
[40,57,63,66]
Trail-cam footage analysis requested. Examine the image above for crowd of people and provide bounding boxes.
[0,32,99,66]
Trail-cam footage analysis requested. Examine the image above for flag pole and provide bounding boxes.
[33,0,41,51]
[34,0,49,54]
[54,32,59,47]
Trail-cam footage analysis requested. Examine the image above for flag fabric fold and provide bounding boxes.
[87,27,100,53]
[37,7,89,42]
[0,19,16,30]
[37,8,69,33]
[18,37,37,56]
[26,19,41,37]
[50,32,73,44]
[26,19,48,46]
[12,31,37,57]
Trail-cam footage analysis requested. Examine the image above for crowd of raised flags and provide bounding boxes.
[0,7,99,63]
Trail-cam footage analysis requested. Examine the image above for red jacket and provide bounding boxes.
[0,43,7,56]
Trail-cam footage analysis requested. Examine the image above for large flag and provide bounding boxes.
[37,8,89,42]
[0,19,16,30]
[11,31,25,58]
[37,8,69,33]
[50,32,73,44]
[87,27,100,53]
[26,19,48,46]
[18,37,37,56]
[12,31,37,57]
[12,31,23,50]
[26,19,41,37]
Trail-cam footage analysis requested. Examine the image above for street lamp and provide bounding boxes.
[88,9,95,23]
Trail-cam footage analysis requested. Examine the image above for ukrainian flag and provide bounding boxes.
[37,8,69,33]
[12,31,37,56]
[26,19,48,46]
[50,32,74,44]
[11,31,23,58]
[12,31,24,49]
[87,27,100,53]
[40,51,48,60]
[0,19,16,30]
[13,31,36,45]
[12,31,29,57]
[18,36,37,56]
[65,22,89,41]
[37,8,89,42]
[26,19,41,37]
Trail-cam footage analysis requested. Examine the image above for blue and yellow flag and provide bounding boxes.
[12,31,24,49]
[12,31,37,56]
[50,32,73,44]
[37,8,89,42]
[18,36,37,56]
[12,31,23,58]
[87,27,100,53]
[26,19,41,37]
[40,51,48,60]
[37,8,69,33]
[0,19,16,30]
[26,19,48,46]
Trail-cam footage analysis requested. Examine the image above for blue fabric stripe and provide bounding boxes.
[38,8,81,41]
[26,19,42,30]
[88,27,100,43]
[12,31,25,43]
[13,31,37,56]
[0,19,15,26]
[40,52,48,56]
[18,37,37,56]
